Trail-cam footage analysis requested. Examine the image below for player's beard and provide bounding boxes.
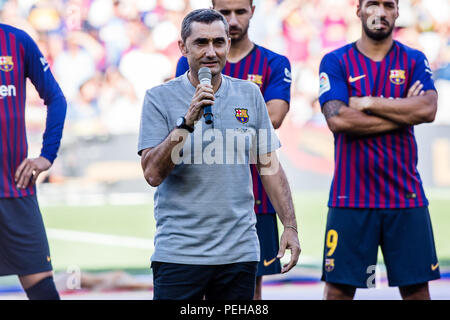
[362,18,395,41]
[229,23,250,44]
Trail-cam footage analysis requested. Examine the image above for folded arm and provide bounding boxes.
[349,89,438,126]
[322,100,404,135]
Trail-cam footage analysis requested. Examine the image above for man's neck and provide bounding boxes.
[188,70,222,93]
[356,33,394,62]
[228,36,254,63]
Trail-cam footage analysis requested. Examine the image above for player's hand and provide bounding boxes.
[277,227,301,273]
[349,96,373,112]
[407,80,425,97]
[15,156,52,189]
[185,83,214,127]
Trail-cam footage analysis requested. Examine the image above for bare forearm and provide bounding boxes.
[258,161,297,227]
[267,99,289,129]
[364,92,437,125]
[141,129,189,187]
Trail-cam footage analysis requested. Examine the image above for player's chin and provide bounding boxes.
[366,28,393,41]
[230,33,244,43]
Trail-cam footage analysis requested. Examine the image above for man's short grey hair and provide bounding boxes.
[181,9,229,43]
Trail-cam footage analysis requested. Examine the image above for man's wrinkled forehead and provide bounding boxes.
[359,0,398,6]
[186,21,228,43]
[212,0,253,8]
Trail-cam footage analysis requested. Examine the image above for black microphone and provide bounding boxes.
[198,67,213,125]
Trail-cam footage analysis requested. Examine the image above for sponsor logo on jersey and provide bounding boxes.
[424,59,433,75]
[0,84,16,97]
[431,263,439,271]
[319,72,331,97]
[325,258,335,272]
[284,67,292,83]
[247,74,263,87]
[0,56,14,72]
[389,69,406,85]
[40,56,49,72]
[348,74,366,83]
[235,108,249,123]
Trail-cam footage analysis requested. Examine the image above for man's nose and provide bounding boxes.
[205,42,216,57]
[373,4,387,19]
[228,12,238,26]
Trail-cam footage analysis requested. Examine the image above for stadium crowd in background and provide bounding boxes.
[0,0,448,154]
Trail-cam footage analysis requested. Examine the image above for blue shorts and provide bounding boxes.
[321,207,440,288]
[256,214,281,277]
[0,195,53,276]
[151,261,258,300]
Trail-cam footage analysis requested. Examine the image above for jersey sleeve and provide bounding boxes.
[175,56,189,77]
[410,51,436,92]
[23,32,67,163]
[263,55,291,104]
[138,89,170,155]
[318,52,349,108]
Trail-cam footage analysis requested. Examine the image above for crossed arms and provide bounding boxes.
[323,81,438,135]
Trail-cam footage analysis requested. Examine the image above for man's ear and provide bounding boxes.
[178,39,187,56]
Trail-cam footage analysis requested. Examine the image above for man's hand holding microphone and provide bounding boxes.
[183,67,215,129]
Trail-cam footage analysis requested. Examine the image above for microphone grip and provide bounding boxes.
[200,78,213,125]
[204,105,213,125]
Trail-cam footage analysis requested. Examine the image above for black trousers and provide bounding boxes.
[151,261,258,300]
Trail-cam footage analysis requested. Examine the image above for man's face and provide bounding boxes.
[358,0,399,41]
[179,20,231,78]
[213,0,255,44]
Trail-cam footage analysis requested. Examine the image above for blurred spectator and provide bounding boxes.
[99,66,140,135]
[118,28,172,101]
[66,75,108,139]
[52,32,99,101]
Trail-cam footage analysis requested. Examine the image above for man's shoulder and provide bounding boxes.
[0,24,32,43]
[394,40,426,60]
[224,74,260,92]
[321,43,355,63]
[146,75,185,96]
[254,44,290,66]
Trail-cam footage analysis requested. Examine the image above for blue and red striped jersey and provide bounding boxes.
[319,41,436,208]
[0,24,66,198]
[176,44,292,214]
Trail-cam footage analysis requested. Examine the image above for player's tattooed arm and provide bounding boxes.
[322,100,344,120]
[322,99,404,136]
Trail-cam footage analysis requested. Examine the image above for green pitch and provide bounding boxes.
[41,191,450,272]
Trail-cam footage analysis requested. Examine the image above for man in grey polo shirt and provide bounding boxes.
[138,8,300,300]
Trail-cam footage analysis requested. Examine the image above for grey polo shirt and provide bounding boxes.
[138,72,280,265]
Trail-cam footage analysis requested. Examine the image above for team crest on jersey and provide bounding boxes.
[0,56,13,72]
[325,258,335,272]
[235,108,249,123]
[389,69,406,85]
[247,74,262,87]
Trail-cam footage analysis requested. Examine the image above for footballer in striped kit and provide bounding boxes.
[0,23,66,299]
[318,0,440,300]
